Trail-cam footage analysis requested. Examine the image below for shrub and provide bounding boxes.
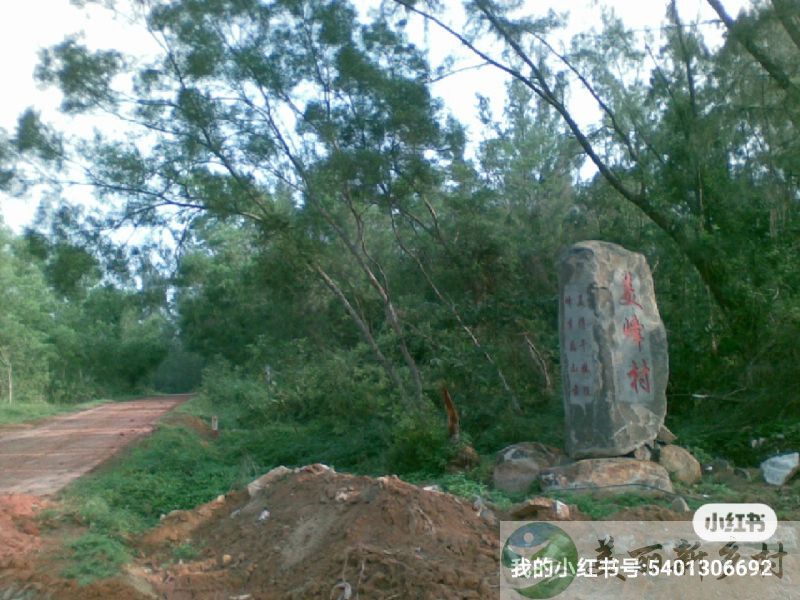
[386,411,452,476]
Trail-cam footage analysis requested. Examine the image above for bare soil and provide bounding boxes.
[138,464,501,600]
[0,396,188,496]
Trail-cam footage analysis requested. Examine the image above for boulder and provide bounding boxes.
[630,444,653,461]
[658,445,702,485]
[492,442,570,494]
[761,452,800,486]
[539,458,673,496]
[656,424,677,444]
[508,497,573,521]
[671,496,691,513]
[558,241,668,458]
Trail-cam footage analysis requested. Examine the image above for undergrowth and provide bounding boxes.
[52,385,798,585]
[0,399,105,426]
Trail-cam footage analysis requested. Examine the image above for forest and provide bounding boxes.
[0,0,798,475]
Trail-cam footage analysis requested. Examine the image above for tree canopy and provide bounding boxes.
[2,0,798,457]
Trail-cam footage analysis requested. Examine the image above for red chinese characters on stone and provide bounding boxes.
[623,315,644,350]
[627,359,651,393]
[620,272,643,309]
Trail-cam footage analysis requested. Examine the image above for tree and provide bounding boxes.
[0,225,55,403]
[17,0,471,408]
[391,0,800,396]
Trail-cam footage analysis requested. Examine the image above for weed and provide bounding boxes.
[434,473,520,510]
[0,399,105,426]
[172,542,201,562]
[544,491,672,520]
[61,533,131,585]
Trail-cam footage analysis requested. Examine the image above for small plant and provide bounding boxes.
[547,491,671,520]
[172,542,201,561]
[435,473,519,510]
[386,412,452,476]
[35,507,62,530]
[61,533,131,585]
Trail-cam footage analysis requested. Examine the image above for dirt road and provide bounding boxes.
[0,395,187,496]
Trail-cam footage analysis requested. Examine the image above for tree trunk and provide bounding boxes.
[312,263,409,403]
[0,348,12,404]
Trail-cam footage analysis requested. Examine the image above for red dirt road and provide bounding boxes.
[0,396,187,496]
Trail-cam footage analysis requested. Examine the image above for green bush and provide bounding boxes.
[199,361,271,426]
[386,411,452,476]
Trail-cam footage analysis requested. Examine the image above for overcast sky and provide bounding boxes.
[0,0,749,232]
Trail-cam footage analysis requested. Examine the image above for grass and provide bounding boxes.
[61,533,131,585]
[56,394,392,583]
[172,542,202,562]
[48,389,800,585]
[0,399,106,426]
[0,390,172,427]
[542,490,675,520]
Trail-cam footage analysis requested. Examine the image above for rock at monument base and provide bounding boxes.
[671,496,691,513]
[761,452,800,486]
[658,445,702,485]
[558,241,668,459]
[539,458,673,496]
[492,442,570,494]
[507,497,573,521]
[657,424,677,444]
[629,444,653,461]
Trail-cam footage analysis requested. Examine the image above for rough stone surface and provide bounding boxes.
[630,444,653,461]
[659,445,702,485]
[558,241,668,458]
[539,458,673,496]
[671,496,691,513]
[761,452,800,486]
[657,424,678,444]
[508,497,573,521]
[492,442,570,494]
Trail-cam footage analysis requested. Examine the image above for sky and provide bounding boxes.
[0,0,749,232]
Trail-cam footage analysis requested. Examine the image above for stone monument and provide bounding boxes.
[558,241,668,459]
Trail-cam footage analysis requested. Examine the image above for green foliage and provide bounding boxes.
[0,398,104,426]
[61,533,131,585]
[434,473,518,510]
[151,343,204,393]
[198,361,271,425]
[172,542,201,562]
[547,492,674,521]
[1,0,799,483]
[68,424,237,528]
[386,411,452,476]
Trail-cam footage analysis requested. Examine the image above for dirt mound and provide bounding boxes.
[0,494,47,562]
[141,464,499,599]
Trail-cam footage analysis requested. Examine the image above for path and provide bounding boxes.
[0,395,188,496]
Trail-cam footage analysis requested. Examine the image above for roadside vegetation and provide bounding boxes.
[54,390,800,583]
[0,0,797,584]
[0,398,105,427]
